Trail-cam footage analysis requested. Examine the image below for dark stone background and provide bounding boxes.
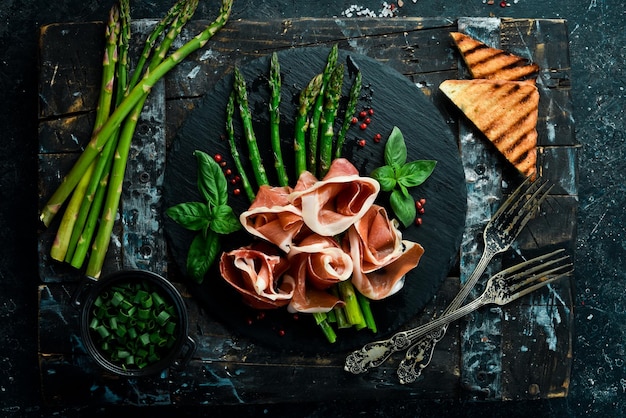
[1,0,624,416]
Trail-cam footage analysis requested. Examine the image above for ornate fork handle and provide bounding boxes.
[344,332,413,374]
[396,330,440,384]
[344,298,483,374]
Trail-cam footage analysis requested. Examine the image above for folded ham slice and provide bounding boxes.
[289,234,353,289]
[219,243,294,310]
[288,158,379,237]
[344,205,425,300]
[287,253,345,314]
[239,185,306,253]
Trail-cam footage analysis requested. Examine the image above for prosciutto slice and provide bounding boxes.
[239,185,305,253]
[289,234,353,289]
[287,253,345,314]
[288,158,379,237]
[219,243,294,310]
[344,204,425,300]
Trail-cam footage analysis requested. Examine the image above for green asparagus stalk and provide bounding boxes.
[70,139,117,268]
[294,73,322,177]
[356,291,377,333]
[318,63,344,178]
[331,285,350,329]
[39,0,233,228]
[233,66,269,187]
[127,0,188,91]
[307,44,338,175]
[50,3,121,261]
[313,312,337,344]
[338,280,365,329]
[226,92,256,202]
[85,95,147,278]
[268,52,289,187]
[335,70,361,159]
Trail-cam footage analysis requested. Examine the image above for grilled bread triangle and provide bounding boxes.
[440,79,538,179]
[450,32,539,83]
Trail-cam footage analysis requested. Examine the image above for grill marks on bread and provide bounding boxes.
[439,79,539,179]
[450,32,540,83]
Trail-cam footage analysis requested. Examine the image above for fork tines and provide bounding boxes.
[500,249,573,297]
[496,176,553,234]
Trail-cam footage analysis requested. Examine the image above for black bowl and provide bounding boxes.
[72,270,196,377]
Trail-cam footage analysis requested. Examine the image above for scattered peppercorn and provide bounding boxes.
[415,217,423,226]
[213,153,223,163]
[359,123,367,130]
[351,117,358,125]
[359,110,368,119]
[368,108,374,116]
[358,139,366,147]
[374,133,382,143]
[233,188,241,195]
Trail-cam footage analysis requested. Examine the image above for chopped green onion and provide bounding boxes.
[156,310,170,326]
[88,278,179,370]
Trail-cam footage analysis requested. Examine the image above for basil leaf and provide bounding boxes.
[390,188,416,229]
[165,202,210,231]
[384,126,407,169]
[398,160,437,188]
[370,165,397,192]
[186,229,220,283]
[210,205,242,234]
[194,150,228,207]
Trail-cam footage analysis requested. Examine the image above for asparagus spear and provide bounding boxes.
[226,92,256,202]
[127,0,188,91]
[307,44,338,175]
[294,73,322,177]
[318,64,344,178]
[233,66,269,187]
[313,312,337,344]
[268,52,289,187]
[335,70,361,159]
[39,0,233,228]
[50,3,121,262]
[338,280,366,329]
[356,291,377,333]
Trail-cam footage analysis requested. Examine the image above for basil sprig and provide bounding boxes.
[371,126,436,228]
[166,150,241,283]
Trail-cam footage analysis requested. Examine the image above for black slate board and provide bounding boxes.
[163,47,467,353]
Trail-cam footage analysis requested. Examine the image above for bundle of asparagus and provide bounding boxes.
[39,0,233,279]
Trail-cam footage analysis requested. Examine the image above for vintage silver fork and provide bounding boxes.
[344,249,573,375]
[395,176,553,383]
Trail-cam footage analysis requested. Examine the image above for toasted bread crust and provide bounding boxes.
[450,32,540,83]
[439,79,538,179]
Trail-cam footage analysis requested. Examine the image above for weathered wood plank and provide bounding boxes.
[454,17,576,401]
[38,22,106,118]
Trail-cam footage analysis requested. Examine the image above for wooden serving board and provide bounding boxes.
[37,17,577,407]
